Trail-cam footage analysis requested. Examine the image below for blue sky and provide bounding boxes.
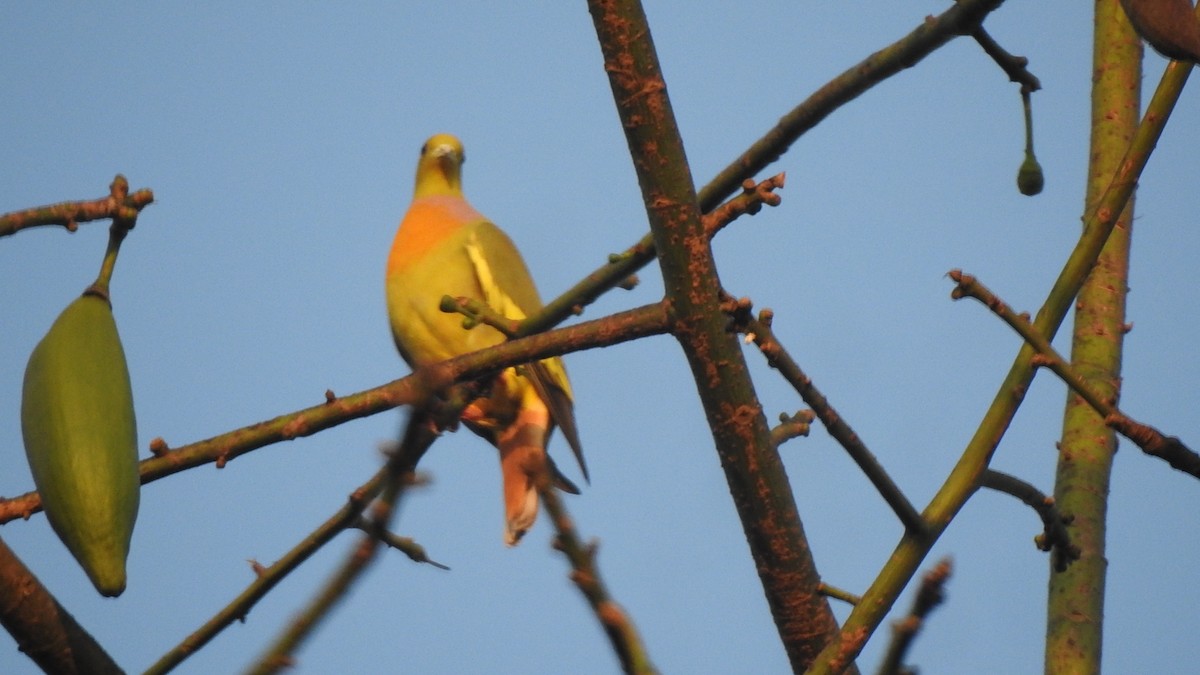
[2,3,1199,673]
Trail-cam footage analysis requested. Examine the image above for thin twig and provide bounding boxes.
[876,558,953,675]
[972,27,1042,92]
[538,470,657,674]
[729,299,926,536]
[949,269,1200,479]
[770,410,816,448]
[818,582,862,607]
[979,469,1078,572]
[0,175,153,237]
[349,517,449,570]
[245,420,437,674]
[143,468,392,675]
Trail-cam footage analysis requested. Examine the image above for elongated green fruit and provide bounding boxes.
[22,290,139,597]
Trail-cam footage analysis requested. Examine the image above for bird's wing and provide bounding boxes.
[465,225,588,482]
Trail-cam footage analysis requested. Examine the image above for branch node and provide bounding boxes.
[149,437,170,457]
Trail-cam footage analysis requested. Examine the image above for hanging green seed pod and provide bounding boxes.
[21,288,140,597]
[1015,87,1044,197]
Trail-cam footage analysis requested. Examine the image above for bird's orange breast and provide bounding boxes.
[387,196,488,276]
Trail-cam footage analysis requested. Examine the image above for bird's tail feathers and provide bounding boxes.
[497,409,550,547]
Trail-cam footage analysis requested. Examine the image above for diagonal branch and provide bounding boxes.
[875,558,953,675]
[525,174,785,336]
[949,269,1200,479]
[143,466,394,675]
[588,1,843,670]
[730,300,926,536]
[538,469,657,674]
[697,0,1007,212]
[245,421,436,674]
[0,536,122,675]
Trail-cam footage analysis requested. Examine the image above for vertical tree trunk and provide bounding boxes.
[1044,2,1140,672]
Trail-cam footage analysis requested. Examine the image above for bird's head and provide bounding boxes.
[414,133,466,198]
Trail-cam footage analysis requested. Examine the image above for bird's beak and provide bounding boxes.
[429,142,457,163]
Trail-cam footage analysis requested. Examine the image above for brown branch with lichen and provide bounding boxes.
[725,296,926,536]
[949,269,1200,479]
[587,1,842,670]
[978,469,1078,572]
[0,175,153,238]
[0,536,122,675]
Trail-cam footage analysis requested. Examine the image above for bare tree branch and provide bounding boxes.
[0,175,153,238]
[587,1,843,670]
[538,468,657,674]
[0,536,123,675]
[0,303,671,524]
[144,467,393,675]
[979,469,1078,572]
[732,301,926,536]
[949,269,1200,479]
[876,559,953,675]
